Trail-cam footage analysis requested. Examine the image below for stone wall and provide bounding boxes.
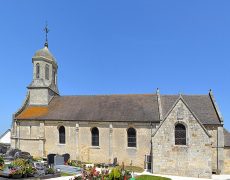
[16,120,154,168]
[152,99,212,178]
[29,89,49,105]
[224,147,230,174]
[205,125,218,171]
[19,139,40,157]
[205,125,225,174]
[44,121,76,158]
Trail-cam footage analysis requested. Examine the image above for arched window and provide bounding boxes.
[175,123,186,145]
[91,127,99,146]
[127,128,136,147]
[36,63,40,78]
[59,126,65,144]
[45,64,49,80]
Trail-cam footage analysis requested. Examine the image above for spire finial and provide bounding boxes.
[209,89,213,95]
[44,22,49,47]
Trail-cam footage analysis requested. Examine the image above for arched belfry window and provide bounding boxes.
[45,64,49,80]
[91,127,99,146]
[175,123,186,145]
[59,126,65,144]
[127,127,136,147]
[36,63,40,79]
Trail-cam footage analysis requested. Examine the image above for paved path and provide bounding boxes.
[49,176,76,180]
[212,175,230,180]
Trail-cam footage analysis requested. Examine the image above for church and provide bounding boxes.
[10,38,230,178]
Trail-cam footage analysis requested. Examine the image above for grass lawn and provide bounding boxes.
[136,175,171,180]
[121,166,144,173]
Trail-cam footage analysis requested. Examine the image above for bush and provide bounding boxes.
[0,156,4,170]
[74,176,82,180]
[10,158,35,177]
[26,165,36,177]
[47,167,55,174]
[68,160,78,167]
[11,158,28,175]
[109,167,122,180]
[9,166,23,179]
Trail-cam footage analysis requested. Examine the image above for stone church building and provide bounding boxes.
[11,42,230,178]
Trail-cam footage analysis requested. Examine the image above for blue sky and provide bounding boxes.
[0,1,229,135]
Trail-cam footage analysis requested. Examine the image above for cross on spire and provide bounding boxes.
[44,22,49,47]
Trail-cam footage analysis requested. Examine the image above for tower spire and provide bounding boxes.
[44,22,49,47]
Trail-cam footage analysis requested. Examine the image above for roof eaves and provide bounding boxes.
[14,92,30,119]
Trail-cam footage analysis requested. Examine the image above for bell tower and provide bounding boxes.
[28,25,59,105]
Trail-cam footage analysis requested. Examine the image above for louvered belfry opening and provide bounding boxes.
[91,127,99,146]
[175,123,186,145]
[45,64,49,80]
[127,128,136,147]
[36,63,40,78]
[59,126,66,144]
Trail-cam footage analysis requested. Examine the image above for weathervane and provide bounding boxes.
[44,22,49,47]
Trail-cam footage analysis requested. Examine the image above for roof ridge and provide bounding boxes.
[160,94,208,96]
[58,94,156,97]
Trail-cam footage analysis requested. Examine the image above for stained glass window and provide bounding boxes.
[127,128,136,147]
[175,124,186,145]
[91,127,99,146]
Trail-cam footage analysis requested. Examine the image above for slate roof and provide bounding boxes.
[16,106,49,119]
[16,94,159,122]
[224,129,230,147]
[15,94,221,125]
[160,95,221,124]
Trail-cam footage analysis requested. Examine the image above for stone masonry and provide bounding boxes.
[152,99,212,178]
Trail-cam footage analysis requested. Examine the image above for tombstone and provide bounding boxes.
[54,155,64,166]
[6,148,21,158]
[0,144,7,154]
[19,151,32,160]
[62,153,70,163]
[113,157,118,166]
[47,154,56,165]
